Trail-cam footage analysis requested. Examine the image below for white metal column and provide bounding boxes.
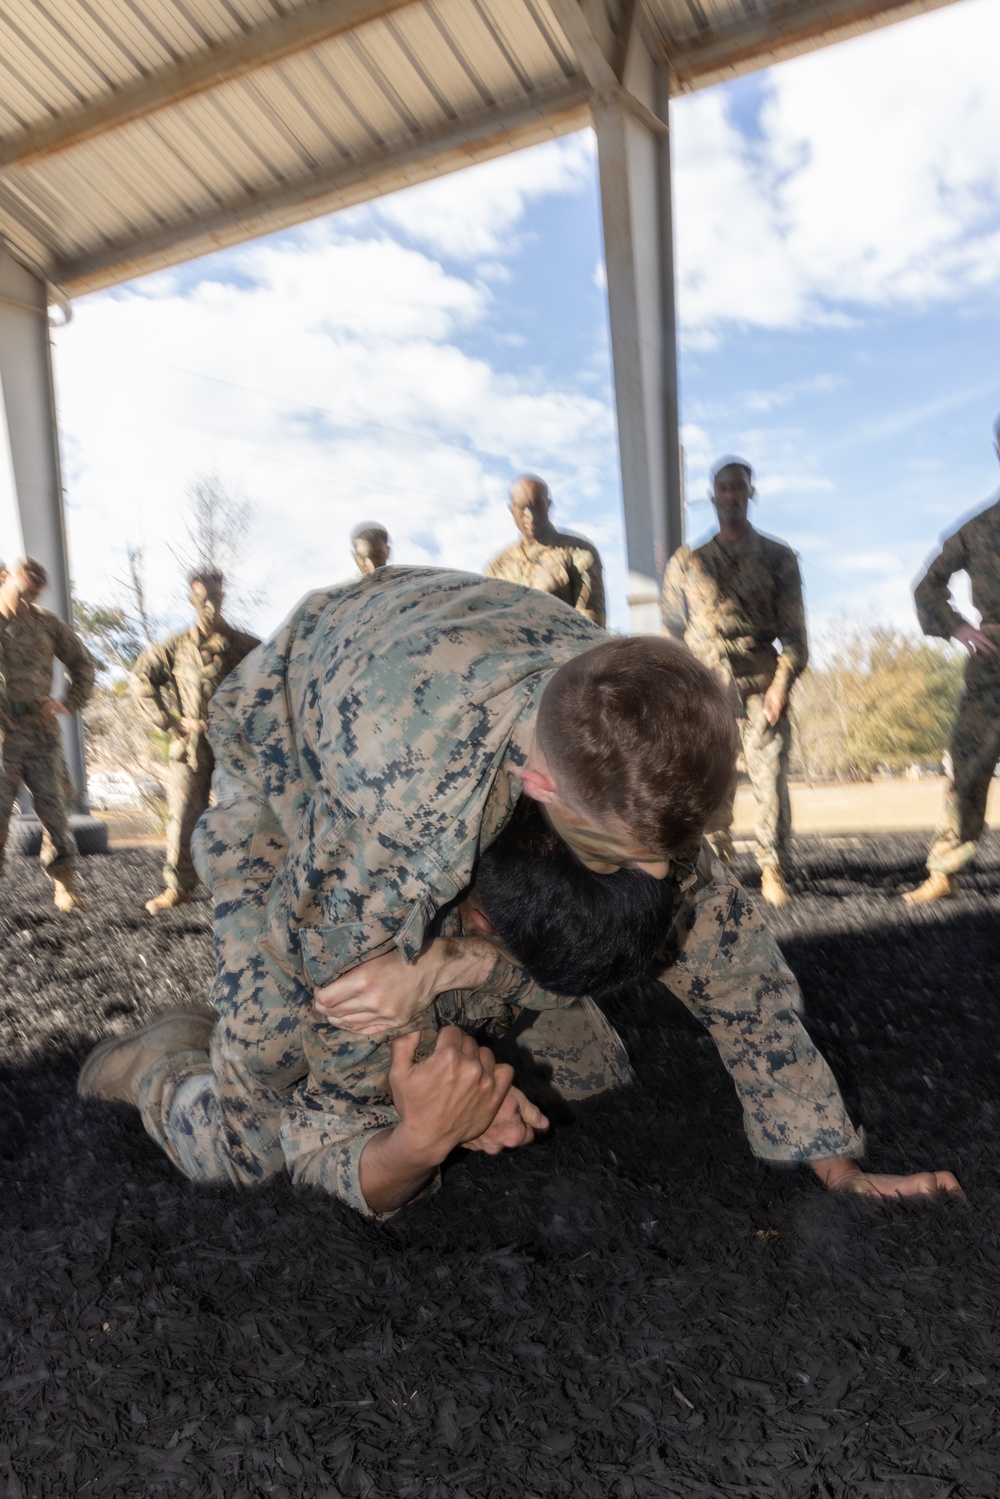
[593,35,682,634]
[0,240,87,804]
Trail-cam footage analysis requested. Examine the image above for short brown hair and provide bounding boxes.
[536,636,738,854]
[15,556,48,589]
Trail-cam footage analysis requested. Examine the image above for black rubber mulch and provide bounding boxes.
[2,836,1000,1499]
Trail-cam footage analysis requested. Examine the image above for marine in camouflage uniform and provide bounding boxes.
[80,568,868,1219]
[0,558,95,911]
[486,475,605,626]
[905,457,1000,902]
[661,459,808,904]
[131,570,259,914]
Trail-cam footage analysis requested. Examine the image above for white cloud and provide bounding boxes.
[55,211,622,635]
[672,0,1000,334]
[371,134,596,261]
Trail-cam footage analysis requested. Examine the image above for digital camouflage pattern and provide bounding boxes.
[0,604,94,878]
[914,495,1000,873]
[707,694,792,873]
[485,533,606,626]
[662,526,808,870]
[126,568,860,1216]
[132,622,259,892]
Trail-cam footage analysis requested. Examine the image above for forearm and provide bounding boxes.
[357,1124,441,1215]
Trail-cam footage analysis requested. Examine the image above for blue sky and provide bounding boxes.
[53,0,1000,642]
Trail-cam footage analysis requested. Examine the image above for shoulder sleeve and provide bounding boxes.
[771,544,809,691]
[660,547,691,639]
[572,545,606,627]
[914,525,969,640]
[652,849,862,1162]
[51,617,96,713]
[130,640,177,730]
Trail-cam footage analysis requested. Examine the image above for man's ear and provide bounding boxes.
[748,485,757,502]
[519,767,560,805]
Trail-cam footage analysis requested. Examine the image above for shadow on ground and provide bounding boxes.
[2,839,999,1498]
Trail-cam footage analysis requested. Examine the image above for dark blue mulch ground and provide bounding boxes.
[2,835,999,1499]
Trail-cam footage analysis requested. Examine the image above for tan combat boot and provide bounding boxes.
[77,1010,216,1105]
[902,871,958,905]
[52,872,84,913]
[761,868,789,907]
[145,888,194,916]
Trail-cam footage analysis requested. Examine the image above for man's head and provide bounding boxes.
[0,557,48,611]
[352,523,391,576]
[472,796,675,994]
[509,475,554,544]
[520,637,738,876]
[188,568,225,631]
[710,457,755,532]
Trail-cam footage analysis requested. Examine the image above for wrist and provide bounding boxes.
[434,935,499,994]
[391,1115,455,1172]
[811,1156,863,1190]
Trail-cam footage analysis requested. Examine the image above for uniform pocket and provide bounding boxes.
[299,897,433,987]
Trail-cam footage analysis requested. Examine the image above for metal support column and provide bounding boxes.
[593,34,683,634]
[0,240,88,805]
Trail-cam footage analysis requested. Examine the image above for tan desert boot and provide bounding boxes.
[761,868,789,907]
[53,873,83,913]
[77,1010,215,1105]
[902,871,958,905]
[145,888,194,916]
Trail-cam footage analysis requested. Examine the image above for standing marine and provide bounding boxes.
[904,418,1000,904]
[485,475,606,626]
[661,457,808,906]
[351,523,391,577]
[131,569,259,915]
[0,557,95,912]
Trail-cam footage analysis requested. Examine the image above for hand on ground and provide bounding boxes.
[833,1169,963,1199]
[461,1085,549,1155]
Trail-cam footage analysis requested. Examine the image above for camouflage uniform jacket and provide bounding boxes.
[914,494,1000,682]
[194,568,859,1210]
[131,622,260,766]
[0,604,95,720]
[485,533,606,626]
[661,526,808,701]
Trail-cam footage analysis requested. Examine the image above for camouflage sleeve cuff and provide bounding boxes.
[771,656,797,692]
[470,950,573,1012]
[291,1128,441,1220]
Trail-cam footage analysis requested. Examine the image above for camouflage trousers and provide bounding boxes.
[709,693,792,871]
[0,720,77,880]
[926,679,1000,874]
[162,751,214,892]
[134,845,632,1217]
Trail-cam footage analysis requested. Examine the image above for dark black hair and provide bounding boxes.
[474,797,676,996]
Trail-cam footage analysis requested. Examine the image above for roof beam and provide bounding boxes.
[668,0,963,92]
[57,81,590,297]
[0,0,417,170]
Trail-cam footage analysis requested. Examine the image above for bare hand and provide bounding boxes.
[40,696,68,722]
[461,1085,548,1154]
[313,936,497,1035]
[762,682,788,726]
[814,1157,962,1198]
[389,1027,514,1164]
[954,622,998,657]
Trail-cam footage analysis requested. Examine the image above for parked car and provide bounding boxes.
[87,771,142,810]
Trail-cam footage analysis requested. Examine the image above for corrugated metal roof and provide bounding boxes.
[0,0,963,295]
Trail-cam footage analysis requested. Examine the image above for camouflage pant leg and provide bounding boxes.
[135,874,310,1186]
[163,755,214,892]
[497,996,634,1102]
[0,724,78,880]
[927,685,1000,874]
[740,693,792,872]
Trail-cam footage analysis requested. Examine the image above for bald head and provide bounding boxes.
[352,523,391,576]
[509,474,554,544]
